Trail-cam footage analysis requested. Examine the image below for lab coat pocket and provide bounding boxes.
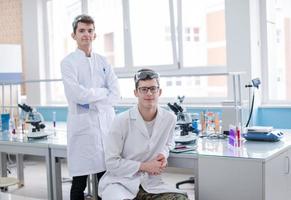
[70,131,99,160]
[68,113,98,161]
[68,113,91,136]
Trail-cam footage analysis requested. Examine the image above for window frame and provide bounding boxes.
[42,0,231,105]
[116,0,229,104]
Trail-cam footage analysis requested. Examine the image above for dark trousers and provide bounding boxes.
[70,171,105,200]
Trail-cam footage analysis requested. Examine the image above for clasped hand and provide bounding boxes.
[140,154,167,175]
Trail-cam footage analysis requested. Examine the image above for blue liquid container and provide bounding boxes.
[1,113,10,131]
[192,119,199,134]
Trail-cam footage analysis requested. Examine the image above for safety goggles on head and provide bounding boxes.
[73,16,84,29]
[134,70,160,83]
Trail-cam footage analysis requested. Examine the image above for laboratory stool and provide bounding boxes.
[176,176,195,189]
[0,177,19,191]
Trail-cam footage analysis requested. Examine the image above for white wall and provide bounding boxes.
[0,44,22,73]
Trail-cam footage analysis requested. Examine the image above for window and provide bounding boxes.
[46,0,82,104]
[88,0,124,67]
[129,0,174,66]
[181,0,226,67]
[119,75,227,103]
[265,0,291,102]
[44,0,227,104]
[47,0,81,77]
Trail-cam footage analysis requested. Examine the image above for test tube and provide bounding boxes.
[200,112,206,135]
[10,116,16,136]
[236,124,241,147]
[52,111,56,129]
[214,113,220,134]
[20,119,24,134]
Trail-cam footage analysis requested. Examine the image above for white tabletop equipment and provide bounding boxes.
[18,103,48,139]
[243,126,284,142]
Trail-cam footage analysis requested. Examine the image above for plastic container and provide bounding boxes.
[192,119,199,134]
[191,113,200,134]
[1,113,10,131]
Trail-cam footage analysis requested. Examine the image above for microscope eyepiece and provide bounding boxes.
[18,103,33,113]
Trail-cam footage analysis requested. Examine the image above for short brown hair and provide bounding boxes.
[72,14,95,34]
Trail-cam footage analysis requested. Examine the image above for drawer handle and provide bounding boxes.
[285,156,290,174]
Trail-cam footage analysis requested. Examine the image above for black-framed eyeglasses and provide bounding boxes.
[134,70,160,83]
[138,86,160,94]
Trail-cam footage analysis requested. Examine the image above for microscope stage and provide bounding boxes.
[175,132,197,143]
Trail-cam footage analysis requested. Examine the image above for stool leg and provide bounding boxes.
[16,154,24,187]
[1,153,8,192]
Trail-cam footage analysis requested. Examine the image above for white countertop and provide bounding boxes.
[196,131,291,160]
[1,123,291,161]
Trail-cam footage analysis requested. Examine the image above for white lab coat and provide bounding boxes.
[98,106,185,200]
[61,48,120,176]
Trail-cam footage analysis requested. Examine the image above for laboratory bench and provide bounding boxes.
[0,131,54,200]
[48,127,197,200]
[196,133,291,200]
[1,127,291,200]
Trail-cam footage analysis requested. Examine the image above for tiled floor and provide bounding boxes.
[0,192,41,200]
[3,156,195,200]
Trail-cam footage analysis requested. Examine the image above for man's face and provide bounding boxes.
[134,79,161,109]
[71,22,96,48]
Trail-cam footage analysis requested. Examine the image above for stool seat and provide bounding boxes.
[0,177,19,187]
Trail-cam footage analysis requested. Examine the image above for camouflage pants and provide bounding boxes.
[134,186,189,200]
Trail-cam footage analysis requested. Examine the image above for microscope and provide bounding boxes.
[168,96,196,143]
[18,103,47,139]
[167,102,193,136]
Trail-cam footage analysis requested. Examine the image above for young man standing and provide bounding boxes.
[98,69,188,200]
[61,14,120,200]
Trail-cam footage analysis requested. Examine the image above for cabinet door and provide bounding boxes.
[265,150,289,200]
[199,156,263,200]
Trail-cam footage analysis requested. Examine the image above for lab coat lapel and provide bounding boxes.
[151,106,163,138]
[75,49,94,86]
[130,106,149,138]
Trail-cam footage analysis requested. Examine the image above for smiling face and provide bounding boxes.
[134,79,161,110]
[71,22,96,51]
